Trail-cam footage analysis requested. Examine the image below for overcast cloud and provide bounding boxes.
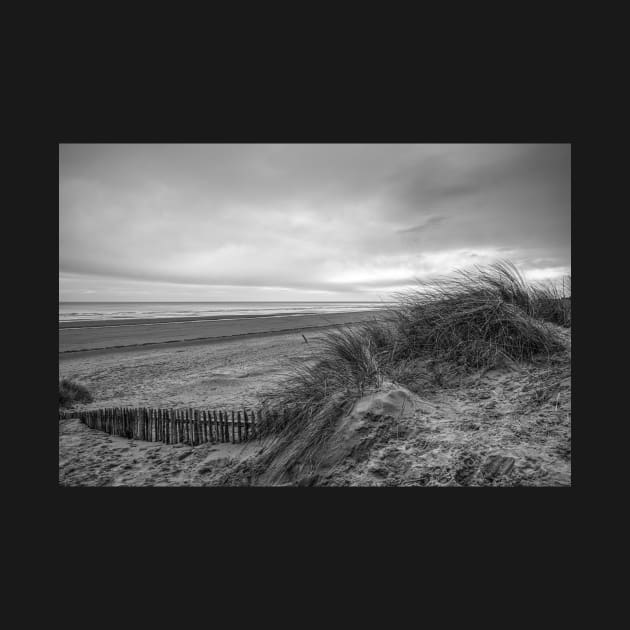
[59,144,570,301]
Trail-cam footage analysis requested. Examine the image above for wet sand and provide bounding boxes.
[59,309,386,354]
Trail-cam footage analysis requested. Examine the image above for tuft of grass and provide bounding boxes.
[258,322,393,438]
[59,378,93,408]
[530,276,571,327]
[392,261,566,368]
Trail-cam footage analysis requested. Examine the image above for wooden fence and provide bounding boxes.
[58,406,271,446]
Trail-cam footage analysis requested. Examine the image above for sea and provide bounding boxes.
[58,301,392,323]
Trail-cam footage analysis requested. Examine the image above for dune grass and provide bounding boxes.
[257,322,393,437]
[392,261,567,368]
[59,378,93,408]
[530,276,571,327]
[258,260,569,440]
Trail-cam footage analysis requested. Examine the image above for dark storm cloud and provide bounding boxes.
[59,144,570,300]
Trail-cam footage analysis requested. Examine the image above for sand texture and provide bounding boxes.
[60,330,328,410]
[59,324,570,487]
[59,310,385,353]
[221,342,571,487]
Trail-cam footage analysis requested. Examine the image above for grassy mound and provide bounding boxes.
[220,261,569,485]
[59,379,93,408]
[259,261,567,437]
[393,261,567,368]
[257,320,401,435]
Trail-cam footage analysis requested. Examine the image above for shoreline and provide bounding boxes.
[58,308,389,329]
[59,309,388,356]
[59,319,379,360]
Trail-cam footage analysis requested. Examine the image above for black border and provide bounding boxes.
[36,86,579,575]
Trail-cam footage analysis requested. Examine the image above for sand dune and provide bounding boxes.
[59,326,570,487]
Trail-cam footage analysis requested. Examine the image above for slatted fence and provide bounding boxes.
[58,406,273,445]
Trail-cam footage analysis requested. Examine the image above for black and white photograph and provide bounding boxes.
[58,143,571,487]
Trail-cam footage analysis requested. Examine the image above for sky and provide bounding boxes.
[59,144,571,302]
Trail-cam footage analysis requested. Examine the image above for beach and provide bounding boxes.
[59,327,343,410]
[59,322,571,487]
[59,309,386,354]
[59,313,382,486]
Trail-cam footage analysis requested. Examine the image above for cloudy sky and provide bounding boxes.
[59,144,570,302]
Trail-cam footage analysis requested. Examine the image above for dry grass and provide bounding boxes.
[59,378,93,408]
[257,323,390,437]
[530,276,571,327]
[258,260,569,440]
[392,261,567,368]
[215,261,571,486]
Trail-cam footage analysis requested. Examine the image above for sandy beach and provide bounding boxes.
[59,324,571,487]
[59,327,342,409]
[59,315,380,486]
[59,310,386,354]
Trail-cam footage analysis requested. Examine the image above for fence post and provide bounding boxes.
[189,409,193,446]
[252,409,258,440]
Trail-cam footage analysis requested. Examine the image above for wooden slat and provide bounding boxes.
[70,404,270,445]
